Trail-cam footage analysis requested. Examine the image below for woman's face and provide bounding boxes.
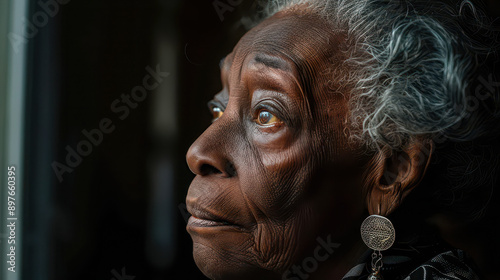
[186,10,370,280]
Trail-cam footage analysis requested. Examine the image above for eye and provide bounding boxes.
[211,106,224,122]
[256,110,282,126]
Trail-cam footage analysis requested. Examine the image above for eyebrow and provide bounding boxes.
[253,54,292,72]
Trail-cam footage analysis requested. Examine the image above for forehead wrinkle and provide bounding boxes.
[228,10,343,122]
[247,46,315,121]
[248,44,328,123]
[249,15,338,119]
[252,53,293,73]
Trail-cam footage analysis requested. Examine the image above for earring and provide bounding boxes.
[360,215,395,280]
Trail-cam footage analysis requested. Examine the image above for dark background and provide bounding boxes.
[22,0,258,279]
[17,0,500,280]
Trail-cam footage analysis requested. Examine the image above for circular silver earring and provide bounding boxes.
[360,215,395,280]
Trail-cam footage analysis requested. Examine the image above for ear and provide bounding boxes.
[365,138,434,216]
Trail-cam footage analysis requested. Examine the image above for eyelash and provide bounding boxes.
[207,100,288,129]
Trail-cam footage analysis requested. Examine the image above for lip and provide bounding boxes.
[187,203,243,229]
[188,216,234,227]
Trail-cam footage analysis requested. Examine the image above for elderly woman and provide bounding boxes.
[184,0,499,279]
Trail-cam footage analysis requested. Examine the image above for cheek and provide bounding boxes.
[241,134,314,220]
[229,135,316,270]
[252,125,296,151]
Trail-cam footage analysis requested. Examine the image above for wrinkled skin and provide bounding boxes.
[185,7,430,280]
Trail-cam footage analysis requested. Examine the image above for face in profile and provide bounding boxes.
[185,9,371,280]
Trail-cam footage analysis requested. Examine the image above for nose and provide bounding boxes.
[186,128,236,177]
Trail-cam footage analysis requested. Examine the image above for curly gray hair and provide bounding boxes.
[259,0,499,220]
[264,0,497,151]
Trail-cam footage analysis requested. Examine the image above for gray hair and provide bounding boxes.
[259,0,499,220]
[263,0,497,151]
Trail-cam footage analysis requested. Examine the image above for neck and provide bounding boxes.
[310,237,367,280]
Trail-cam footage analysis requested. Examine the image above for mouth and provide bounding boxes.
[187,205,243,229]
[188,216,236,227]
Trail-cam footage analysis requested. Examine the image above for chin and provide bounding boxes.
[192,242,280,280]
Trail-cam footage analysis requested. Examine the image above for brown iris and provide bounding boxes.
[256,110,281,126]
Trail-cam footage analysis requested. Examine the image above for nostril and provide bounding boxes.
[199,164,223,176]
[186,134,235,177]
